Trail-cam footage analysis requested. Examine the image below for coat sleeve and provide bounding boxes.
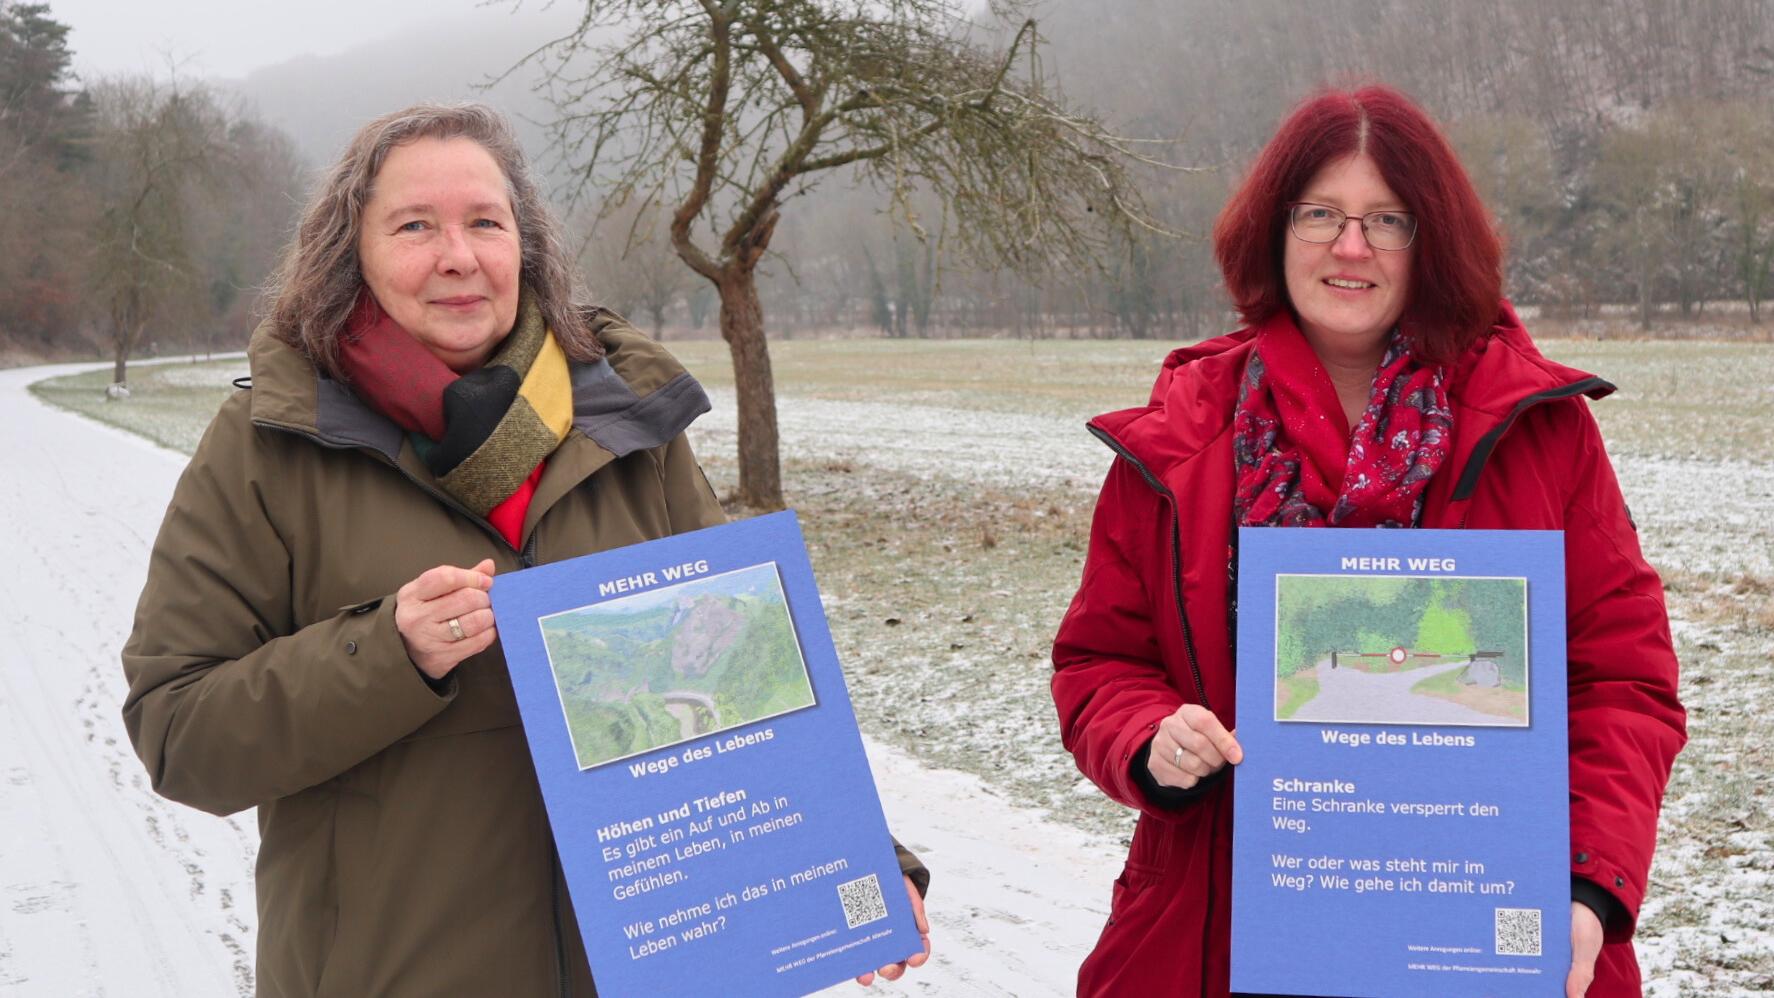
[121,398,454,817]
[654,430,728,534]
[1559,402,1686,941]
[1052,457,1193,818]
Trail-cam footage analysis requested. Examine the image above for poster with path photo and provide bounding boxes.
[1273,573,1529,728]
[1232,527,1569,998]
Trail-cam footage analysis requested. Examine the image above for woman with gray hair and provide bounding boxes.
[121,103,929,996]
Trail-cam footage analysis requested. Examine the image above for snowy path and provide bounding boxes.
[0,361,1120,997]
[0,361,260,997]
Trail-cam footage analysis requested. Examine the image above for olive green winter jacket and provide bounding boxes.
[122,314,925,996]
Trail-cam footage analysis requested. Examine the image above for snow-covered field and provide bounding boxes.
[15,336,1774,996]
[690,386,1774,580]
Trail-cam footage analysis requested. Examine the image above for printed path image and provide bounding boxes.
[539,563,816,769]
[1289,654,1505,725]
[1274,574,1530,727]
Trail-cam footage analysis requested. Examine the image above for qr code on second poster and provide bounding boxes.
[837,873,888,929]
[1494,907,1542,956]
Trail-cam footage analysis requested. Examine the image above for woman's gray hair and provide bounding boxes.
[259,102,602,376]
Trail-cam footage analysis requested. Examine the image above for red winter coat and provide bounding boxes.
[1051,304,1686,997]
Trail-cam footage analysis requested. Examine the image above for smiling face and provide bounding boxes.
[1282,152,1414,365]
[358,136,521,372]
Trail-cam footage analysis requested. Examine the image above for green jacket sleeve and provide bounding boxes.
[120,397,453,817]
[655,430,728,535]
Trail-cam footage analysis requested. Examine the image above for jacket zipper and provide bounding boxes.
[256,418,567,991]
[1087,425,1211,711]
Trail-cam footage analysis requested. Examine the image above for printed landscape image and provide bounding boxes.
[538,563,816,769]
[1274,575,1530,727]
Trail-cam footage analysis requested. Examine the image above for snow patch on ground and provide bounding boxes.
[696,388,1774,579]
[694,388,1111,494]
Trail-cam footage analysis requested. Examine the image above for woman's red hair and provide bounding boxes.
[1212,85,1502,363]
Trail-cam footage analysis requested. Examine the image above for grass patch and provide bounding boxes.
[1275,670,1319,719]
[667,337,1774,463]
[28,358,244,455]
[1408,669,1528,722]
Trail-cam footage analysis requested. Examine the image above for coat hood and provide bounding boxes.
[1090,300,1614,496]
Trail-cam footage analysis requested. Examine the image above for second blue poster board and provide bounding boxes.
[1232,527,1570,997]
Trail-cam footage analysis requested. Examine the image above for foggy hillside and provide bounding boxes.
[218,5,585,169]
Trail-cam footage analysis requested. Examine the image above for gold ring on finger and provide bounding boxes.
[1172,745,1184,769]
[448,617,466,642]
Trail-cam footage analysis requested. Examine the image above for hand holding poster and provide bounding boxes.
[1231,527,1569,998]
[491,511,922,997]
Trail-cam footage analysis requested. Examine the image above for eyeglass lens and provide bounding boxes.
[1290,204,1416,250]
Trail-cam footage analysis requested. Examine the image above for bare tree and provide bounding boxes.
[87,76,231,388]
[522,0,1164,509]
[580,197,687,337]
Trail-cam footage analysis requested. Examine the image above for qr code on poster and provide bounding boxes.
[837,873,888,929]
[1494,907,1542,956]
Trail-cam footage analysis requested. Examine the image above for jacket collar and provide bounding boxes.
[1089,300,1613,496]
[245,312,710,463]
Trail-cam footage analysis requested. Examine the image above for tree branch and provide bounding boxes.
[670,2,731,282]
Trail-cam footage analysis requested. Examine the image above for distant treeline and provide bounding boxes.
[593,0,1774,340]
[7,0,1774,362]
[0,2,303,364]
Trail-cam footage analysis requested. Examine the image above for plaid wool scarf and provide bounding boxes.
[338,287,573,536]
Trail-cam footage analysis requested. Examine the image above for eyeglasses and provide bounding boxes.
[1287,202,1418,251]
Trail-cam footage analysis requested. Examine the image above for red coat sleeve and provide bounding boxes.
[1559,402,1687,940]
[1052,458,1193,818]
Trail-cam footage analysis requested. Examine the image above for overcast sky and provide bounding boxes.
[52,0,563,80]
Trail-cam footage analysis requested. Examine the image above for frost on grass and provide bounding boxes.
[699,453,1140,843]
[29,360,240,455]
[1638,573,1774,996]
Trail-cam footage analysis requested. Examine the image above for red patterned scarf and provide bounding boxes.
[337,291,566,547]
[1232,314,1451,528]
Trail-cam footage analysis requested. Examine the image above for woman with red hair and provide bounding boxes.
[1051,85,1684,997]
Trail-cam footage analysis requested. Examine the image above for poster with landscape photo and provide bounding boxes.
[490,511,921,997]
[1273,574,1529,727]
[538,563,817,770]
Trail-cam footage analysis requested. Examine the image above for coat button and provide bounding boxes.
[345,641,358,655]
[1615,876,1625,888]
[1574,852,1589,864]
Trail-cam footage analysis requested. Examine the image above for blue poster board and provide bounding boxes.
[491,511,919,997]
[1231,527,1569,997]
